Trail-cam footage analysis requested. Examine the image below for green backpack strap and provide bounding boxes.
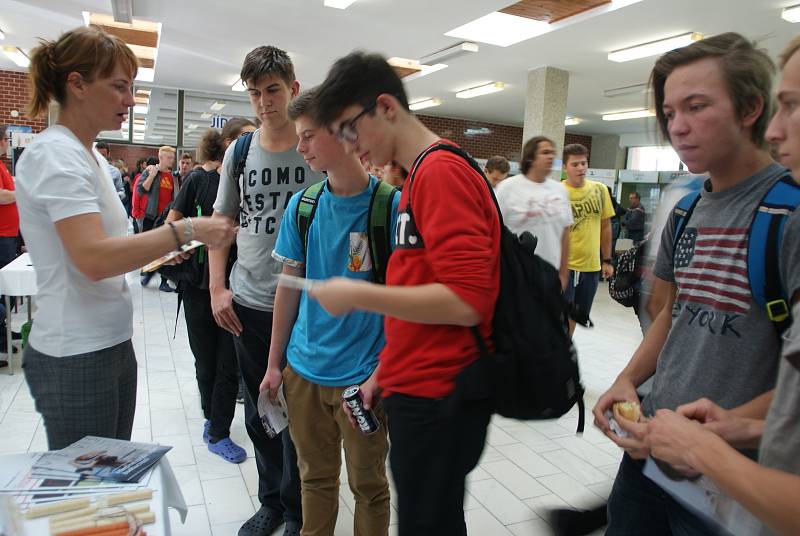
[296,180,326,257]
[367,181,398,284]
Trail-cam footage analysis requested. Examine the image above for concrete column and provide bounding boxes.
[590,133,623,169]
[522,66,569,161]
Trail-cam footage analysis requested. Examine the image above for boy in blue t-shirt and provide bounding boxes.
[260,88,398,536]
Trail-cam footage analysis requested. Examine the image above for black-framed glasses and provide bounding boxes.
[335,100,378,144]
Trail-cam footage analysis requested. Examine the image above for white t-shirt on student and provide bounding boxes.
[15,125,133,357]
[495,174,573,270]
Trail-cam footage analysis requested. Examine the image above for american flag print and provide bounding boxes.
[674,227,751,314]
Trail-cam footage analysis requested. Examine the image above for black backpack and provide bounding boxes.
[608,240,647,308]
[409,144,585,431]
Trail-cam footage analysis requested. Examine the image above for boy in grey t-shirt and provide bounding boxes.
[209,46,324,536]
[592,33,800,535]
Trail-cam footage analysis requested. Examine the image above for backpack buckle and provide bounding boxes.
[767,299,790,323]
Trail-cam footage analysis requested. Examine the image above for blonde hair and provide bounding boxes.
[27,25,138,119]
[780,35,800,69]
[158,145,176,155]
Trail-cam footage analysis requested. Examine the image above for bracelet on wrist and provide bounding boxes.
[602,258,613,264]
[166,221,182,250]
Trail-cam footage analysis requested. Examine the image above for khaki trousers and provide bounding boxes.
[284,365,390,536]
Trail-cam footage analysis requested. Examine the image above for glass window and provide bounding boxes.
[98,85,178,146]
[626,145,683,171]
[183,90,256,148]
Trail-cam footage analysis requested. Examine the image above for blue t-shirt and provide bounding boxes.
[272,175,400,386]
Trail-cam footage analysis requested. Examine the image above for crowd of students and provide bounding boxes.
[5,20,800,536]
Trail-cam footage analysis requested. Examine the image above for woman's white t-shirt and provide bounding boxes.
[15,125,133,357]
[495,174,574,270]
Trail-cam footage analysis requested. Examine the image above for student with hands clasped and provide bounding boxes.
[644,34,800,536]
[592,33,800,535]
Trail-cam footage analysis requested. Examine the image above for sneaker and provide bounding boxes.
[548,505,608,536]
[208,437,247,464]
[140,272,153,287]
[238,506,284,536]
[159,279,175,293]
[202,420,211,444]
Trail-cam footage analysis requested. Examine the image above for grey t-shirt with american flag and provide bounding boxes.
[647,162,800,415]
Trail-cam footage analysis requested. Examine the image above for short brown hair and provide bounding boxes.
[27,25,138,118]
[179,153,193,161]
[485,155,510,174]
[221,117,256,143]
[197,129,225,163]
[240,46,295,87]
[650,32,775,147]
[520,136,553,175]
[287,87,319,122]
[563,143,589,164]
[780,35,800,69]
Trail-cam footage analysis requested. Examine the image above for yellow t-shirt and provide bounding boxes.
[564,179,615,272]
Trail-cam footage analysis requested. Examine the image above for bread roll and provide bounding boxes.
[613,401,641,422]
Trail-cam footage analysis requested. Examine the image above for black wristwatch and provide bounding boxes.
[602,258,613,265]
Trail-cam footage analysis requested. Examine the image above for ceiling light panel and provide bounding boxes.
[783,5,800,23]
[209,101,226,111]
[409,98,442,111]
[602,109,655,121]
[445,12,551,47]
[455,82,505,99]
[2,47,29,68]
[608,32,702,62]
[564,117,581,126]
[324,0,357,8]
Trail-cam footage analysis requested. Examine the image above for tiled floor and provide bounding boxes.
[0,274,643,535]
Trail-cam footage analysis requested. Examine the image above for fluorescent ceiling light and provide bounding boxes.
[3,47,29,68]
[135,67,155,83]
[783,5,800,23]
[446,12,551,47]
[602,109,655,121]
[420,42,478,64]
[403,63,448,82]
[210,101,226,111]
[133,105,148,115]
[409,98,442,111]
[564,117,582,126]
[455,81,505,99]
[200,112,213,119]
[324,0,357,8]
[231,79,247,92]
[187,124,198,130]
[603,83,650,98]
[608,32,702,62]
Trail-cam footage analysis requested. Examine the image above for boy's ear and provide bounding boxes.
[376,93,400,121]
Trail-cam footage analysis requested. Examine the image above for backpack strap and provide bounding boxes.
[296,180,326,257]
[193,170,212,265]
[232,132,254,223]
[367,181,398,284]
[671,190,702,251]
[748,174,800,334]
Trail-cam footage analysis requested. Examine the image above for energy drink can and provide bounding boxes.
[342,385,380,435]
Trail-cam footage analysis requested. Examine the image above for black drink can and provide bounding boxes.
[342,385,380,435]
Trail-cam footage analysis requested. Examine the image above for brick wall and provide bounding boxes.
[416,113,592,162]
[106,143,160,173]
[1,69,47,167]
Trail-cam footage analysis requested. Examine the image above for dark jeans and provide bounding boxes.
[627,229,645,243]
[23,340,137,450]
[183,285,238,441]
[565,270,601,316]
[232,301,302,523]
[383,393,491,536]
[607,454,726,535]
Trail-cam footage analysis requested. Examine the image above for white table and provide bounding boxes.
[0,453,187,536]
[0,253,36,374]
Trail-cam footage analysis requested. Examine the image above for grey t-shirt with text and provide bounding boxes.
[214,130,325,311]
[648,163,800,414]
